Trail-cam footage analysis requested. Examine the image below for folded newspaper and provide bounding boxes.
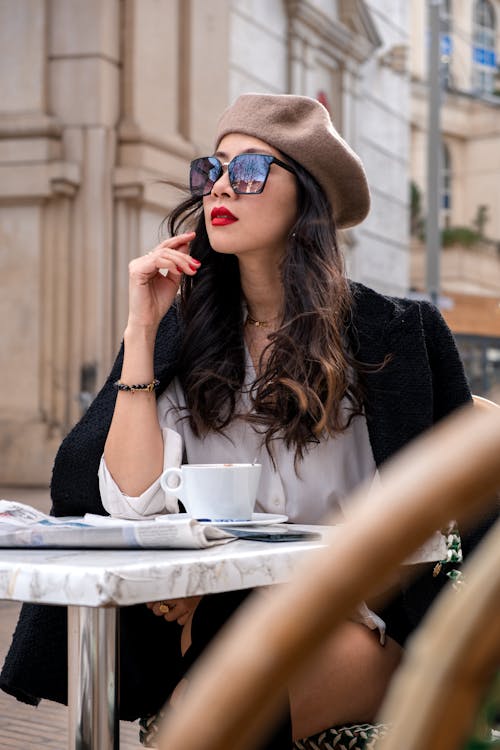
[0,500,236,549]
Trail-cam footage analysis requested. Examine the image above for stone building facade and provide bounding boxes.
[409,0,500,397]
[409,0,500,297]
[0,0,411,484]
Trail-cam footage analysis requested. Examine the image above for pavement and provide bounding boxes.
[0,486,142,749]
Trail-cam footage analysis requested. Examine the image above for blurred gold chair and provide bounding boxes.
[377,517,500,750]
[155,401,500,750]
[377,393,500,750]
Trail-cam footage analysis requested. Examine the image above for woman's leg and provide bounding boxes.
[289,621,403,741]
[157,597,403,748]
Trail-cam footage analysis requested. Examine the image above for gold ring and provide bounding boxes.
[158,602,170,614]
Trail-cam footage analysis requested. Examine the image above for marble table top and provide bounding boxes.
[0,530,327,608]
[0,522,447,609]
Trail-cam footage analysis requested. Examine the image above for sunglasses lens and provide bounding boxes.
[229,154,272,194]
[190,157,221,196]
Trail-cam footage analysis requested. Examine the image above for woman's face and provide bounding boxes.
[203,133,298,263]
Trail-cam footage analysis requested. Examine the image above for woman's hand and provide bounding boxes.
[127,232,198,331]
[147,595,202,656]
[147,595,202,627]
[104,232,198,496]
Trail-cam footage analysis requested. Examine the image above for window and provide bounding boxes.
[441,142,452,228]
[472,0,497,94]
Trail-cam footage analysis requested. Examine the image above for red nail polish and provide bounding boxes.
[176,266,183,273]
[190,258,201,266]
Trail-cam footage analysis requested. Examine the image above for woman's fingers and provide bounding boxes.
[141,232,200,279]
[126,231,198,331]
[159,231,196,251]
[146,595,202,625]
[148,599,179,620]
[152,247,201,278]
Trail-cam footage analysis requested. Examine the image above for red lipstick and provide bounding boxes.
[211,206,238,226]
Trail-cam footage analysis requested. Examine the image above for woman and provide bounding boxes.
[1,94,492,750]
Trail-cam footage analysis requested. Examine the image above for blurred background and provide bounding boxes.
[1,0,500,488]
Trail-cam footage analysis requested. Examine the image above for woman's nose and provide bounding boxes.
[211,165,234,197]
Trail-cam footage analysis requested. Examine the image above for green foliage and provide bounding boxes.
[472,204,489,237]
[409,184,493,250]
[465,671,500,748]
[410,181,425,240]
[441,226,482,247]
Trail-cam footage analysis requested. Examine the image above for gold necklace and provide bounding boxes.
[245,313,279,328]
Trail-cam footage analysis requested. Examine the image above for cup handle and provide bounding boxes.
[160,467,183,497]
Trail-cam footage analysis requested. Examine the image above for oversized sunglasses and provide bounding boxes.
[189,153,295,196]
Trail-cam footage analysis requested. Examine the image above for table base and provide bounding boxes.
[68,606,119,749]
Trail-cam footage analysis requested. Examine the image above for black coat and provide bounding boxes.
[1,283,495,720]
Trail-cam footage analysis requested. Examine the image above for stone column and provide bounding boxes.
[0,0,77,483]
[113,0,231,344]
[0,0,120,484]
[49,0,120,395]
[0,0,234,485]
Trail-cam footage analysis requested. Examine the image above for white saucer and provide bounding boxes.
[209,513,288,527]
[164,513,288,527]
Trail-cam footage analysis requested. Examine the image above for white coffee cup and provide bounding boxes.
[160,463,262,521]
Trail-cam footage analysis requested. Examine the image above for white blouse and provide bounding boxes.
[98,354,386,640]
[99,352,377,524]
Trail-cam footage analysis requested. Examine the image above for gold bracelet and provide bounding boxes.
[114,378,160,393]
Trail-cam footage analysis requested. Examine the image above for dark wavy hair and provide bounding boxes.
[166,154,364,463]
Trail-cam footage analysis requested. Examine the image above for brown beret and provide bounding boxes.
[215,93,370,229]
